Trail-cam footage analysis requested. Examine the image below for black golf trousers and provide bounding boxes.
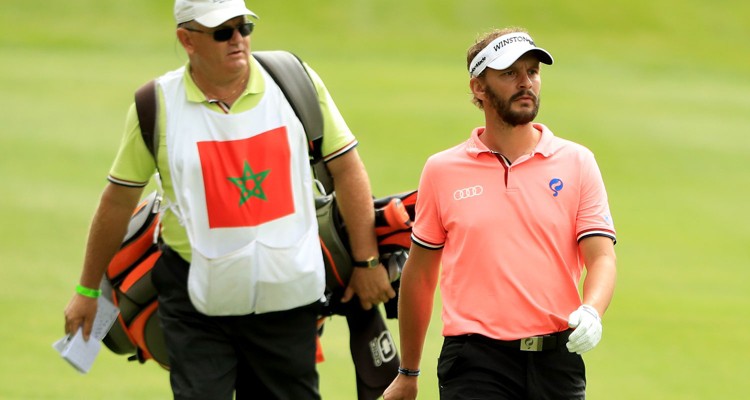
[437,332,586,400]
[152,245,321,400]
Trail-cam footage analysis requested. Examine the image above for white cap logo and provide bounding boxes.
[469,32,553,77]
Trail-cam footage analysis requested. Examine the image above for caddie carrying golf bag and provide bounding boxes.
[100,50,417,400]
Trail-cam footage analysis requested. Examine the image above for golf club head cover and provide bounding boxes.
[346,305,400,400]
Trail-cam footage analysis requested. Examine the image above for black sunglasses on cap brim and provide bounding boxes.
[184,22,254,42]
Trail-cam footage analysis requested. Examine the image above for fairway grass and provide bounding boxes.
[1,1,748,399]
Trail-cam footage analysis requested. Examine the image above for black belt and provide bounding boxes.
[461,330,571,352]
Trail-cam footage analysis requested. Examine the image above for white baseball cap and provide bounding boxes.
[468,32,553,77]
[174,0,258,28]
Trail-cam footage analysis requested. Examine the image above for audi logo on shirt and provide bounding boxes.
[453,185,484,200]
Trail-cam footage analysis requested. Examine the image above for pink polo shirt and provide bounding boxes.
[412,124,616,340]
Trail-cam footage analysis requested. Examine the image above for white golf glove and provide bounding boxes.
[566,304,602,354]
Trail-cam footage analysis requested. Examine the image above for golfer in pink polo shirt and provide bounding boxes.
[384,27,617,400]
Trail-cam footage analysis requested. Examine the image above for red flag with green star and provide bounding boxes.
[197,126,294,228]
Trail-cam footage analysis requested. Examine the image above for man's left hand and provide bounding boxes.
[566,304,602,354]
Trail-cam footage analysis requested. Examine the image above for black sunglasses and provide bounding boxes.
[184,22,254,42]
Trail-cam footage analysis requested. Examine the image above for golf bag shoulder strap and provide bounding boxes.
[133,51,333,195]
[134,80,158,159]
[252,50,332,194]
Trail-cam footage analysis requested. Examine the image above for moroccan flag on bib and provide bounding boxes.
[197,126,295,228]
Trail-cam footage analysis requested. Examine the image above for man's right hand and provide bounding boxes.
[63,184,144,341]
[64,294,98,341]
[340,264,396,310]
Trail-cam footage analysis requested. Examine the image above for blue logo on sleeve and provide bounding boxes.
[549,178,563,197]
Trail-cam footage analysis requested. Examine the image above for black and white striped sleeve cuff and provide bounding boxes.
[411,233,444,250]
[107,175,149,188]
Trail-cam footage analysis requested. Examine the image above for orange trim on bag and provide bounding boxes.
[107,219,159,280]
[377,232,412,249]
[316,336,325,363]
[128,301,159,362]
[320,237,344,287]
[110,288,140,354]
[120,250,162,293]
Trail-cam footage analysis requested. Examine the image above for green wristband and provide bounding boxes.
[76,284,101,299]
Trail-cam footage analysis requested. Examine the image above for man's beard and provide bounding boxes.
[486,87,540,126]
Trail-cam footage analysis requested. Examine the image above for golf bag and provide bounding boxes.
[100,191,167,367]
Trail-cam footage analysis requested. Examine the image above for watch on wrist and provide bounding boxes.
[352,256,379,269]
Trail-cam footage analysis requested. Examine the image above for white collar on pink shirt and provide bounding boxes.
[465,123,561,158]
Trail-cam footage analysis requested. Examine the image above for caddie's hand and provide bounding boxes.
[566,304,602,354]
[64,294,98,341]
[341,264,396,310]
[383,373,418,400]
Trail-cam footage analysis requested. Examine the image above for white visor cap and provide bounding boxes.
[469,32,553,77]
[175,0,258,28]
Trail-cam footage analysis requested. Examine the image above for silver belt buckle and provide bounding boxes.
[520,336,543,351]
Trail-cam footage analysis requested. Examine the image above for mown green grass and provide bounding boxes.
[1,0,748,399]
